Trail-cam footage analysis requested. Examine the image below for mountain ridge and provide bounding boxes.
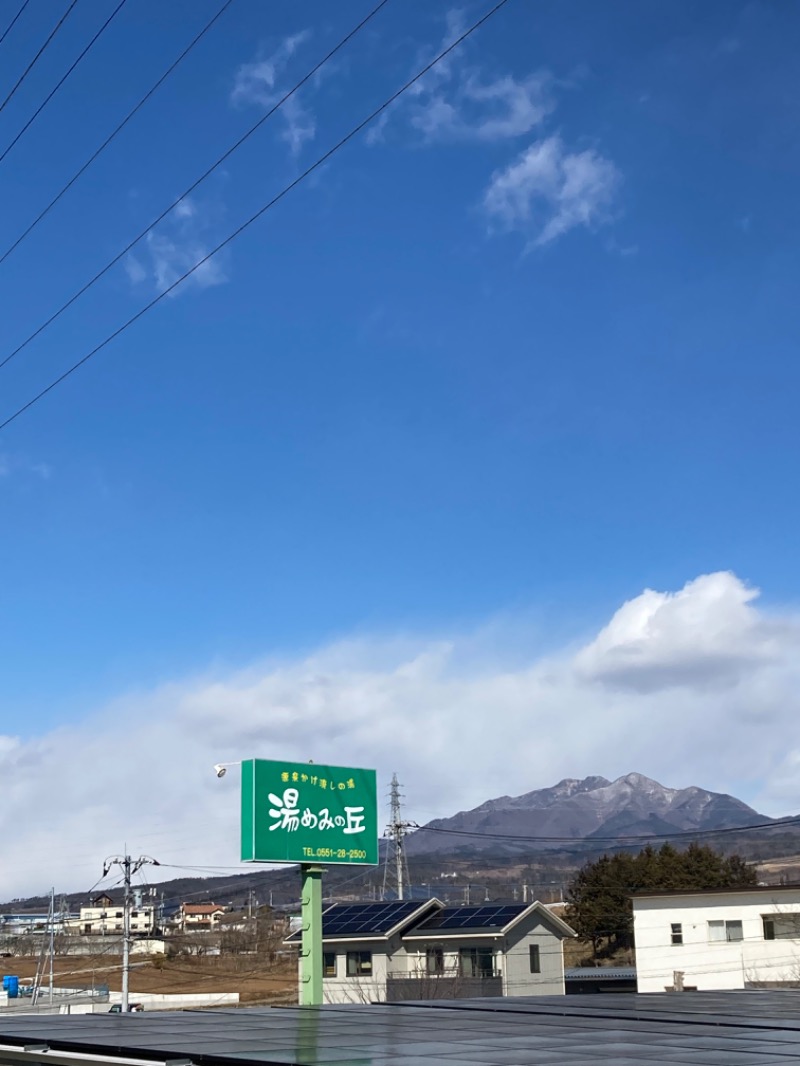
[405,772,770,856]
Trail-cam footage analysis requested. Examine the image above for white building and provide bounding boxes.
[633,885,800,992]
[76,894,157,936]
[286,899,576,1004]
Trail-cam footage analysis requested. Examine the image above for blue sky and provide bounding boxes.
[0,0,799,892]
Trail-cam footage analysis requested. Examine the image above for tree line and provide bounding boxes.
[566,842,757,954]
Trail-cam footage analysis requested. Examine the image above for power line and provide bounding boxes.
[0,0,237,268]
[411,813,800,847]
[0,0,128,165]
[0,0,31,48]
[0,0,391,360]
[0,0,512,432]
[0,0,79,117]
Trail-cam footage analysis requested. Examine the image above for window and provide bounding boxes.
[115,912,123,919]
[529,944,541,973]
[671,923,683,946]
[763,914,800,941]
[459,947,494,978]
[132,912,139,918]
[323,952,337,978]
[346,951,372,976]
[426,947,444,975]
[708,919,743,942]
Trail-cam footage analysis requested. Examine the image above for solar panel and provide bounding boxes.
[410,904,528,932]
[287,901,425,940]
[2,993,800,1066]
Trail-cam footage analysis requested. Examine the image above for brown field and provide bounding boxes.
[6,954,297,1006]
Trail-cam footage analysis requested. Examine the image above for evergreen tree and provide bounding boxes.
[566,842,757,954]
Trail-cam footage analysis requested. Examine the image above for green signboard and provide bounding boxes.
[241,759,379,865]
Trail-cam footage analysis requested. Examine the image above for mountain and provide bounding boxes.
[404,773,771,857]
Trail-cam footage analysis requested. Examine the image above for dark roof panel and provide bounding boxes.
[286,900,427,941]
[408,903,529,933]
[1,992,800,1064]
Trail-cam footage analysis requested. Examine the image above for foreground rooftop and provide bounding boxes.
[1,991,800,1065]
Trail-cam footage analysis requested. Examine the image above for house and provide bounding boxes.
[76,895,157,936]
[285,899,576,1004]
[633,884,800,992]
[177,903,226,931]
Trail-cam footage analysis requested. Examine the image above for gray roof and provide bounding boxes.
[0,991,800,1064]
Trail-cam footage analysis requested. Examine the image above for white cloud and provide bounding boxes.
[0,453,51,481]
[126,197,227,297]
[483,135,621,245]
[411,72,553,143]
[231,31,315,156]
[394,10,552,144]
[3,571,800,897]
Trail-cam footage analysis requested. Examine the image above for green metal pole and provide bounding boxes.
[300,864,324,1006]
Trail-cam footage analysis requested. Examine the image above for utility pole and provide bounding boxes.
[48,888,55,1005]
[103,854,159,1012]
[382,773,412,901]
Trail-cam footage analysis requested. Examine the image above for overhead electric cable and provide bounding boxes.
[0,0,79,117]
[0,0,391,359]
[0,0,236,267]
[0,0,510,432]
[411,813,800,845]
[0,0,31,48]
[0,0,128,165]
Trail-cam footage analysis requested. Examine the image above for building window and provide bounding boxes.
[763,914,800,940]
[459,947,494,978]
[115,912,123,919]
[708,919,743,942]
[346,951,372,976]
[323,952,337,978]
[426,948,444,975]
[671,923,683,945]
[529,945,541,973]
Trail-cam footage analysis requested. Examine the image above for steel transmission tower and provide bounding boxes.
[382,773,412,900]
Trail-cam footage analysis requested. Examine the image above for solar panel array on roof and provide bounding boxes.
[1,992,800,1065]
[287,900,424,941]
[410,903,528,932]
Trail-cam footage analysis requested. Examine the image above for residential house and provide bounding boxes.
[77,894,156,936]
[285,899,576,1004]
[633,885,800,992]
[177,903,227,932]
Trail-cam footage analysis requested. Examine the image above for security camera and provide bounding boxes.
[214,764,227,778]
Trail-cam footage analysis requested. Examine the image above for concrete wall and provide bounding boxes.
[634,890,800,993]
[105,992,239,1011]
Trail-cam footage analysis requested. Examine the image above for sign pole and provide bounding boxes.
[300,864,324,1006]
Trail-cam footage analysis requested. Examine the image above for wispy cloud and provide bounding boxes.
[483,135,621,246]
[231,31,316,156]
[0,453,51,482]
[125,196,227,297]
[382,10,553,145]
[411,71,553,143]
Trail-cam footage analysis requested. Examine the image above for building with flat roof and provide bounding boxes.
[633,883,800,992]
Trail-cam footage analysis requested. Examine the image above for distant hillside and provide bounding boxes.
[405,772,773,856]
[4,773,794,912]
